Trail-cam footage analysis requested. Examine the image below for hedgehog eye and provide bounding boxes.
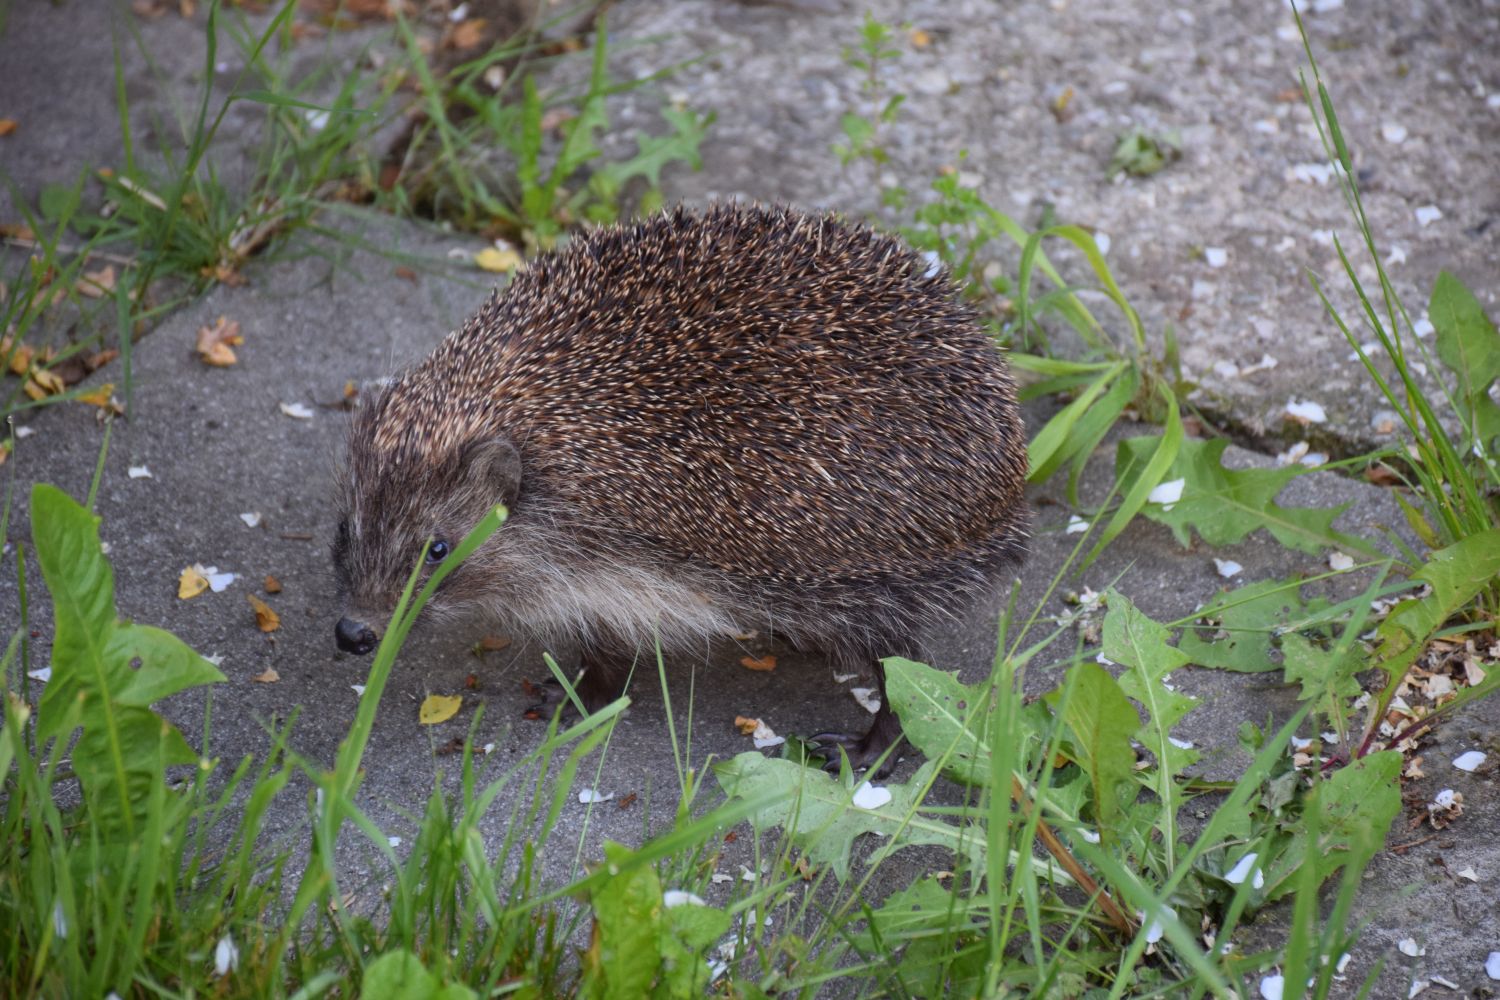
[425,539,451,565]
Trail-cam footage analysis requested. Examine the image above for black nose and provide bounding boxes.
[335,617,378,655]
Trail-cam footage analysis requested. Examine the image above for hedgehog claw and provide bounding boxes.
[806,729,898,779]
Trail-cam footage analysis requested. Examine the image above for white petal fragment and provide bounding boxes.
[1286,399,1327,423]
[1260,974,1284,1000]
[1066,514,1090,534]
[128,465,152,479]
[577,788,613,804]
[214,933,239,975]
[851,687,882,714]
[1148,478,1185,508]
[279,401,315,420]
[1140,904,1176,945]
[663,889,707,908]
[1453,750,1486,772]
[1414,205,1443,226]
[1489,952,1500,980]
[239,512,262,528]
[1329,552,1355,572]
[1214,558,1243,578]
[852,782,893,810]
[1398,937,1425,957]
[1204,246,1228,268]
[1225,852,1265,889]
[206,570,238,593]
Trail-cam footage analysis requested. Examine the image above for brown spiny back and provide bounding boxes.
[359,203,1026,586]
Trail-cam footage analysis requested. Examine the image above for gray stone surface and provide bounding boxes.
[2,1,1498,996]
[564,0,1500,456]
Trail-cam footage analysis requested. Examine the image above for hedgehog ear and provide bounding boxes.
[463,437,521,510]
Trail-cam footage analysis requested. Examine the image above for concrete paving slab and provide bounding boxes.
[539,0,1499,456]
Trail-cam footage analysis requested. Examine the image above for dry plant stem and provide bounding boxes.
[1010,774,1136,937]
[1,237,138,267]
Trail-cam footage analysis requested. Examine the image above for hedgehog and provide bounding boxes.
[331,203,1027,772]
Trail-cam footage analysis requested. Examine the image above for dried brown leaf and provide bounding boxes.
[248,593,281,633]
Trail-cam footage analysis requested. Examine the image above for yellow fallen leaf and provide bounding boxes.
[6,341,34,375]
[419,694,463,725]
[179,565,209,599]
[474,246,522,273]
[253,666,280,683]
[76,383,118,409]
[909,28,931,48]
[734,716,761,735]
[739,654,777,672]
[24,369,65,400]
[0,119,16,137]
[248,594,280,632]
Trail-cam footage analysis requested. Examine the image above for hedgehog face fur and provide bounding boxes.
[332,414,520,649]
[331,203,1028,771]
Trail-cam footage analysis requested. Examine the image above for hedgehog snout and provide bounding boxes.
[335,616,379,656]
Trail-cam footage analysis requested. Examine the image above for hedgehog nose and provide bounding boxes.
[335,617,378,655]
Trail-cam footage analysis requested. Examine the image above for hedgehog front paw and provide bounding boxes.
[522,678,578,722]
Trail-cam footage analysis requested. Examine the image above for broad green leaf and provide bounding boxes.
[359,950,477,1000]
[1179,579,1327,673]
[30,483,224,836]
[1281,633,1361,714]
[1370,528,1500,698]
[1429,270,1500,452]
[583,842,664,1000]
[657,900,731,998]
[1430,270,1500,402]
[1262,751,1400,900]
[884,656,1001,786]
[1043,662,1138,832]
[1104,590,1197,772]
[855,877,988,995]
[1102,591,1197,869]
[1116,436,1369,555]
[714,755,979,881]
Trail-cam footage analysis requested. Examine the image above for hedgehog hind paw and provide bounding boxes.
[807,723,903,780]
